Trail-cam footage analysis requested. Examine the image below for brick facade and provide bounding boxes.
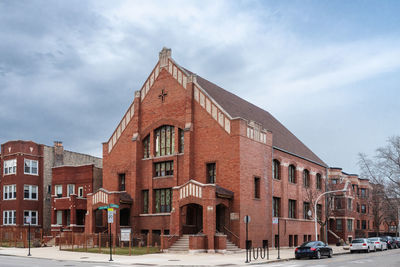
[84,48,328,251]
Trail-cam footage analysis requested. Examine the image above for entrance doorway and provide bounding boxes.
[216,204,227,233]
[182,204,203,234]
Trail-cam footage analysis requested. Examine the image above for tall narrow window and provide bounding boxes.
[206,163,216,183]
[347,198,352,210]
[119,173,126,191]
[273,160,280,180]
[24,185,38,200]
[67,184,75,196]
[154,161,174,177]
[154,188,171,213]
[303,202,310,219]
[316,173,322,190]
[303,169,310,187]
[155,125,175,156]
[347,219,353,231]
[142,190,149,214]
[143,135,150,158]
[3,210,16,225]
[78,187,84,197]
[288,165,296,183]
[336,219,343,231]
[55,185,62,198]
[317,204,322,220]
[289,199,296,218]
[254,177,260,199]
[178,128,184,153]
[273,197,281,217]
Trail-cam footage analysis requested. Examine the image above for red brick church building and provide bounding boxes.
[84,48,328,252]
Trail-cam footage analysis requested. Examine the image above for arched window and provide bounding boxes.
[303,169,310,187]
[155,125,175,156]
[316,173,322,190]
[288,165,296,183]
[273,159,280,180]
[143,135,150,158]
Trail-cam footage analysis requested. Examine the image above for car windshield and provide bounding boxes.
[369,238,379,241]
[300,241,318,247]
[352,239,365,243]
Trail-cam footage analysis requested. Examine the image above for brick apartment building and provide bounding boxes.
[83,48,328,251]
[327,168,375,244]
[51,164,102,233]
[0,140,101,233]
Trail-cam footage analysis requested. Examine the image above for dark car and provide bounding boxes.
[380,236,396,249]
[392,237,400,248]
[295,241,333,259]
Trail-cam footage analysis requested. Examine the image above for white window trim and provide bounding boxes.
[56,210,63,225]
[55,185,62,197]
[3,159,17,175]
[23,210,38,225]
[3,210,16,225]
[3,184,17,200]
[67,184,75,197]
[24,159,38,175]
[24,185,38,200]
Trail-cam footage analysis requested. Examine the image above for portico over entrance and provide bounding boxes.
[170,180,233,252]
[85,188,132,235]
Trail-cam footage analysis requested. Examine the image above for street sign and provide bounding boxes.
[26,216,31,224]
[107,209,114,223]
[244,215,251,224]
[109,204,119,208]
[272,217,278,224]
[98,205,108,210]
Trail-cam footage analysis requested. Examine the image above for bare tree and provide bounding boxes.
[359,136,400,235]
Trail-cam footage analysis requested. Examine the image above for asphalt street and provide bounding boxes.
[253,249,400,267]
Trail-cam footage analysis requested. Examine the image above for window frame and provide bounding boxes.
[288,199,297,219]
[119,173,126,191]
[273,159,281,180]
[206,162,216,184]
[24,159,38,175]
[23,185,38,200]
[336,219,343,231]
[23,210,38,225]
[142,190,149,214]
[288,165,296,183]
[154,188,172,213]
[273,197,281,217]
[67,184,75,197]
[154,161,174,177]
[178,128,184,153]
[303,169,310,187]
[78,186,84,197]
[154,125,175,157]
[55,185,63,198]
[3,210,16,225]
[3,184,17,200]
[316,173,322,190]
[303,202,310,219]
[3,159,17,175]
[143,135,150,159]
[254,177,260,199]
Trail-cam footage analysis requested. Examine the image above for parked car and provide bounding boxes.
[380,236,396,249]
[368,237,388,251]
[295,241,333,259]
[392,237,400,248]
[350,238,375,253]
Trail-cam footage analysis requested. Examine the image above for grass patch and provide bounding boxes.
[63,246,160,255]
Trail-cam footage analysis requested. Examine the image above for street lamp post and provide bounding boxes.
[314,181,349,241]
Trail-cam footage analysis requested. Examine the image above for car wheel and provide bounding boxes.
[316,251,321,259]
[350,250,354,254]
[328,250,333,258]
[295,255,301,260]
[374,247,377,252]
[381,246,383,251]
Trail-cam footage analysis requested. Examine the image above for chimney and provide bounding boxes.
[159,47,171,68]
[54,141,64,166]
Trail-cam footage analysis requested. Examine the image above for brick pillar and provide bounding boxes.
[85,194,94,234]
[203,202,216,253]
[70,195,77,230]
[170,188,181,236]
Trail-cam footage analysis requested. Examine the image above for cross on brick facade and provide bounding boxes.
[158,89,168,102]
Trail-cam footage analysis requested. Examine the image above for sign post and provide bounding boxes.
[27,216,31,256]
[273,217,280,259]
[244,215,251,263]
[108,208,114,261]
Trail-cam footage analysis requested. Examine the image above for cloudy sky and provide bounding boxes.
[1,0,399,174]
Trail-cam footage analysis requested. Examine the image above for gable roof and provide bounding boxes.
[184,68,326,167]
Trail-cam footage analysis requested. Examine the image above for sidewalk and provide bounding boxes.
[0,245,349,266]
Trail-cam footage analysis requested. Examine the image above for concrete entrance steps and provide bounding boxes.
[225,239,242,253]
[168,235,190,252]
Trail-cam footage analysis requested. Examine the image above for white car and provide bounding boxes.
[350,238,376,253]
[368,237,388,251]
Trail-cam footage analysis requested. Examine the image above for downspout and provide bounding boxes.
[271,146,274,247]
[325,167,329,243]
